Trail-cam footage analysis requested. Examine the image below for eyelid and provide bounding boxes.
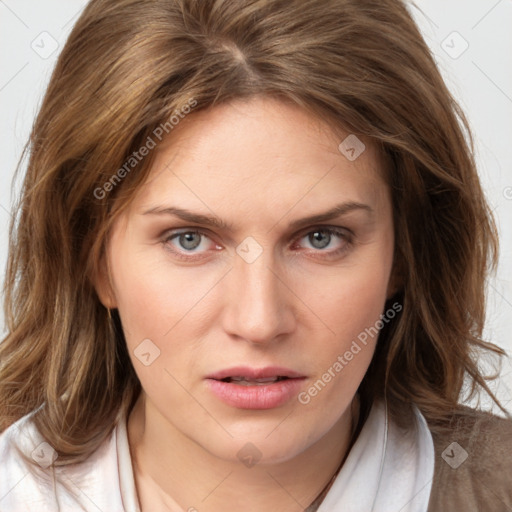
[291,225,353,248]
[164,228,218,244]
[294,224,352,238]
[162,227,214,242]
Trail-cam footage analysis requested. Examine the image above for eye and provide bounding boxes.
[162,230,221,260]
[174,231,203,251]
[160,226,353,262]
[294,227,352,257]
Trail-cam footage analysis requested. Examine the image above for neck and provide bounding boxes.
[127,393,359,512]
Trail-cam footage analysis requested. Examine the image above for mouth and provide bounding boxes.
[205,366,306,409]
[217,376,291,386]
[206,366,305,384]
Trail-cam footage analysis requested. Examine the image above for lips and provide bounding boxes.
[205,366,306,409]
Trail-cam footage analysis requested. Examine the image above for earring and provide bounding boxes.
[107,307,112,322]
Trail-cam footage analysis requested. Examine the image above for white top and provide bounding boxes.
[0,400,435,512]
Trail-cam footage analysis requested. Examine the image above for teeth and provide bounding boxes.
[231,377,278,382]
[226,376,286,385]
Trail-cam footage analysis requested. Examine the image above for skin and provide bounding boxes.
[95,96,396,512]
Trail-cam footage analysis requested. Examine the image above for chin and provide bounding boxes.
[203,424,319,467]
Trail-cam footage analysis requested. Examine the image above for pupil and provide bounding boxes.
[310,231,330,249]
[180,232,201,250]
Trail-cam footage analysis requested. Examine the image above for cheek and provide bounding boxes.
[296,275,390,419]
[299,252,393,395]
[309,261,392,345]
[110,247,216,341]
[110,256,199,397]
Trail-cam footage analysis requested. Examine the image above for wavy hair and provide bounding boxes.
[1,0,508,465]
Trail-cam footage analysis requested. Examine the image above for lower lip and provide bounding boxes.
[206,378,305,409]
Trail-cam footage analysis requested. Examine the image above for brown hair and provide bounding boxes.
[1,0,509,465]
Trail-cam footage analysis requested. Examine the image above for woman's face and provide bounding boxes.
[99,96,396,464]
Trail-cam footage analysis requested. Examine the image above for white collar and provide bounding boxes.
[116,399,434,512]
[317,400,435,511]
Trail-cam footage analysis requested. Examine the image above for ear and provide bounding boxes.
[92,251,118,309]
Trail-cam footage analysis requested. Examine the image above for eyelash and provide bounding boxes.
[161,227,354,262]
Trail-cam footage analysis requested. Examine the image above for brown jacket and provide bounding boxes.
[427,408,512,511]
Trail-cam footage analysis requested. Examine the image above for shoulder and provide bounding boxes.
[427,406,512,511]
[0,411,59,511]
[0,410,128,512]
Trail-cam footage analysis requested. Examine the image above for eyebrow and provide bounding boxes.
[141,201,374,231]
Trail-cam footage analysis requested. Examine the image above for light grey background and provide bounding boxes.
[1,0,511,412]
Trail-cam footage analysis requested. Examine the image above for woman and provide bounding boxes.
[0,0,511,510]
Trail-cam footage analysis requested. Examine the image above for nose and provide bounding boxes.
[220,247,296,345]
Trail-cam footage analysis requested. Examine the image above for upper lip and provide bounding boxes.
[206,366,306,380]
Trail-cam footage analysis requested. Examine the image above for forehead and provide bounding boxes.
[129,97,389,222]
